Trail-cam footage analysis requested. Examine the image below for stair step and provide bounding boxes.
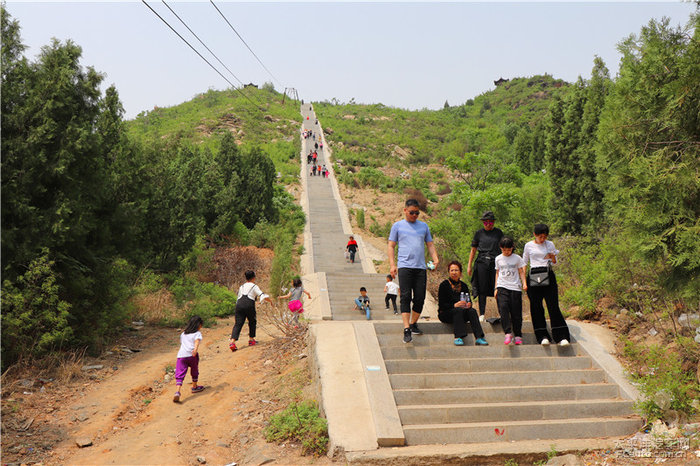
[377,333,540,346]
[380,343,580,359]
[389,369,606,389]
[403,417,642,445]
[384,356,592,374]
[393,384,621,405]
[398,399,634,425]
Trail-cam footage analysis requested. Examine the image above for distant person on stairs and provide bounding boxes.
[438,261,488,346]
[354,287,371,320]
[466,211,503,322]
[229,270,272,352]
[346,235,358,263]
[384,274,400,314]
[388,199,440,343]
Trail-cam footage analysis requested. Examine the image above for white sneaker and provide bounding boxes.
[559,339,570,347]
[541,338,550,346]
[479,315,485,323]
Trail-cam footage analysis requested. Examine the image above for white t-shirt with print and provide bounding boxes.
[523,240,559,268]
[177,331,202,358]
[495,253,526,292]
[385,281,399,295]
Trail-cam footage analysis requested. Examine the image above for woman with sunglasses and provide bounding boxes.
[466,211,503,322]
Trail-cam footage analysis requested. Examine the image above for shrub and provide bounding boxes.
[1,250,73,367]
[404,188,428,211]
[265,401,328,456]
[356,208,365,229]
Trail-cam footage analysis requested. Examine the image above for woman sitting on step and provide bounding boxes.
[437,261,488,346]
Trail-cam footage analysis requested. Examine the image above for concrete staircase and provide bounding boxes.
[374,321,640,445]
[302,104,641,454]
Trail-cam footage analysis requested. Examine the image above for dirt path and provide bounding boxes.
[3,316,332,466]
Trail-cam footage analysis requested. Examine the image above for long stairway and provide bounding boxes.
[302,104,640,451]
[375,321,640,445]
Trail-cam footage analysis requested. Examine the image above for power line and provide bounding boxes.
[209,0,283,88]
[141,0,263,112]
[161,0,262,106]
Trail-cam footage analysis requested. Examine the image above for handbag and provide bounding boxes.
[529,265,551,287]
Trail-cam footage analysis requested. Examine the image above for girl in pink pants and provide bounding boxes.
[173,316,205,402]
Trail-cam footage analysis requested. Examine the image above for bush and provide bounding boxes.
[356,208,365,229]
[1,250,73,367]
[404,188,428,211]
[265,401,328,456]
[167,277,237,326]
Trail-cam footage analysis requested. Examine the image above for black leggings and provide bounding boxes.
[496,288,523,337]
[385,294,397,311]
[439,307,484,339]
[398,268,427,314]
[231,297,257,340]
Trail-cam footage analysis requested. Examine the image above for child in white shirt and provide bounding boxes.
[173,315,205,402]
[494,237,527,345]
[384,275,400,314]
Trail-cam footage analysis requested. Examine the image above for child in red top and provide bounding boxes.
[346,236,358,264]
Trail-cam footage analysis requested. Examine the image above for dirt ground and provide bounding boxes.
[1,314,333,466]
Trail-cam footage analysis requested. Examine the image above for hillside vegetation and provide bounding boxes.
[1,6,304,370]
[318,15,700,423]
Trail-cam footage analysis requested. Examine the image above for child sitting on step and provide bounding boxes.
[354,287,371,320]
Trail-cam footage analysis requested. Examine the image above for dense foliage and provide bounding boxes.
[0,7,303,368]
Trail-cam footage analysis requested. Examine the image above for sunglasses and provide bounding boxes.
[407,210,420,216]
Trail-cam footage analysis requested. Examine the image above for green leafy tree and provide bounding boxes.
[596,15,700,291]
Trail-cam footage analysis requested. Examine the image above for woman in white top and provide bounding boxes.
[522,224,571,346]
[229,270,272,351]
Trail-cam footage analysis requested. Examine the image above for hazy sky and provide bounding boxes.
[6,1,697,119]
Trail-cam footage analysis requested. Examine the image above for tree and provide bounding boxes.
[596,15,700,288]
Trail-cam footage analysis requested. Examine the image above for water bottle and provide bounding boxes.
[460,291,471,305]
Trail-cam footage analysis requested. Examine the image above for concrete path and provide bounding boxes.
[299,104,641,460]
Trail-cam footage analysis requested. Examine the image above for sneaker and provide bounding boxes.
[248,339,257,346]
[504,333,513,345]
[191,385,205,394]
[385,307,390,311]
[229,342,238,352]
[475,337,489,346]
[559,339,570,347]
[514,337,523,345]
[403,328,412,343]
[541,338,550,346]
[479,315,485,323]
[454,337,465,346]
[173,391,181,403]
[393,310,399,315]
[409,323,423,335]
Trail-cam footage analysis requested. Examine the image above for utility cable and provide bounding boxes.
[161,0,262,106]
[141,0,263,111]
[209,0,283,88]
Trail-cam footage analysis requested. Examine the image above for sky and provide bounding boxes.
[5,1,697,119]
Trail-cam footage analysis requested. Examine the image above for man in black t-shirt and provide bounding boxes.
[467,211,504,321]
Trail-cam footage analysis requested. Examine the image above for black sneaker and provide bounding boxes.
[410,323,423,335]
[403,328,412,343]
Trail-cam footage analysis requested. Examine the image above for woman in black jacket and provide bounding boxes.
[438,261,488,346]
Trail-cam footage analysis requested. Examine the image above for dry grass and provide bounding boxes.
[1,348,87,396]
[131,289,176,324]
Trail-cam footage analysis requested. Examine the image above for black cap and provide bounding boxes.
[480,211,495,221]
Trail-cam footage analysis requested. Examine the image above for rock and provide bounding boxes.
[297,353,307,359]
[648,327,658,337]
[75,437,93,448]
[232,387,245,392]
[81,365,104,371]
[164,375,171,383]
[679,313,689,324]
[695,334,700,344]
[546,454,583,466]
[77,412,89,422]
[196,456,206,464]
[263,360,272,366]
[239,435,249,445]
[216,441,229,448]
[131,321,144,326]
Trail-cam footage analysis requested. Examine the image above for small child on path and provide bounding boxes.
[346,236,358,264]
[229,270,272,352]
[354,287,371,320]
[384,275,400,315]
[173,315,205,402]
[494,237,528,345]
[278,277,311,326]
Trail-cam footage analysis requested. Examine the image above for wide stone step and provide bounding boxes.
[389,369,606,389]
[377,333,541,346]
[380,343,580,360]
[374,321,534,335]
[403,417,642,445]
[384,356,593,374]
[330,307,402,321]
[398,399,635,425]
[393,383,621,405]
